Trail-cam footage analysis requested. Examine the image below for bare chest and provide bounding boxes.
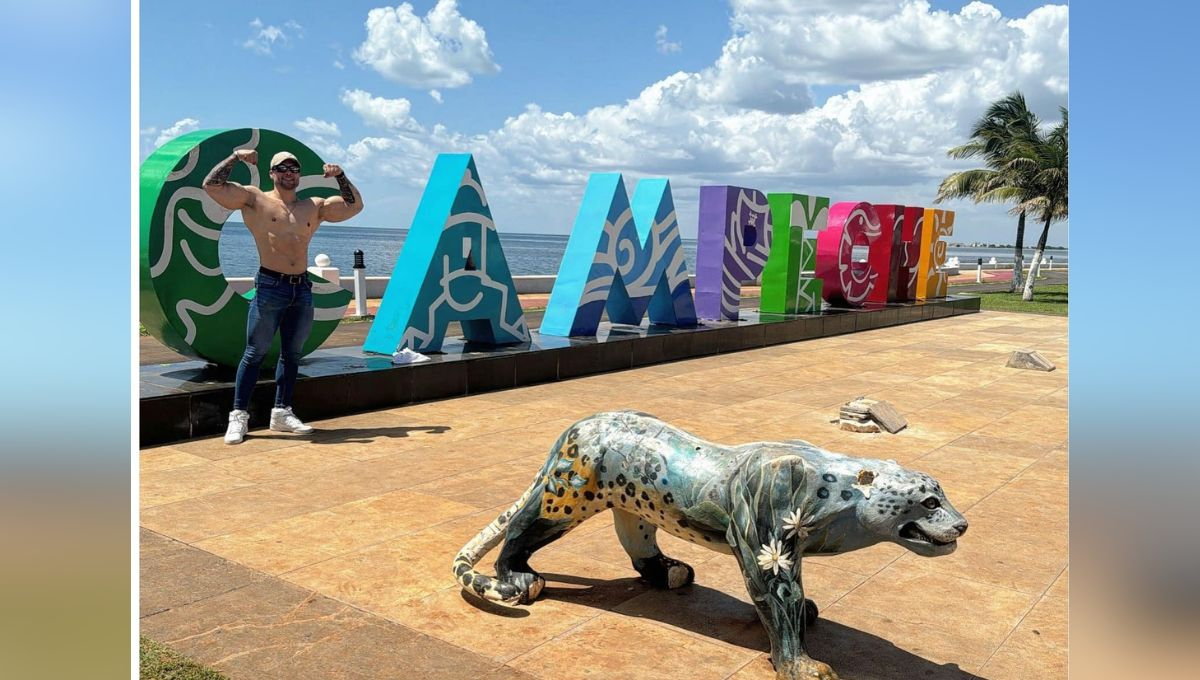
[246,199,318,245]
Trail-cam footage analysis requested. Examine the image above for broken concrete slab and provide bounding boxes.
[839,396,907,434]
[1007,349,1056,372]
[867,400,908,433]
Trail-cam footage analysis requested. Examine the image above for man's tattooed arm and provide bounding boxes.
[204,155,238,186]
[318,171,364,222]
[202,152,255,210]
[335,173,357,204]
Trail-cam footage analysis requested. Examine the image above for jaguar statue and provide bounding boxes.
[453,411,967,679]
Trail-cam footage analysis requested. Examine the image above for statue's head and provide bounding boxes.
[853,463,967,557]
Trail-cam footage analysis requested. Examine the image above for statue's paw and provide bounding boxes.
[666,560,694,589]
[525,575,544,602]
[521,575,546,604]
[635,554,695,589]
[777,656,839,680]
[505,572,545,605]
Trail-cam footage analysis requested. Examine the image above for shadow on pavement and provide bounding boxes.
[251,424,452,445]
[484,572,980,679]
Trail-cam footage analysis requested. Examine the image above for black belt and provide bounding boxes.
[259,267,308,284]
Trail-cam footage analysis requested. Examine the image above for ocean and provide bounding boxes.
[216,224,1067,277]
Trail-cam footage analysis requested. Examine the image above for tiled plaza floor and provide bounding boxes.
[139,311,1068,680]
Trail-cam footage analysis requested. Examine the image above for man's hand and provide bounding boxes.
[235,149,258,165]
[323,163,344,178]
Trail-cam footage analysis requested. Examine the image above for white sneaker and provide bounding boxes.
[391,347,431,364]
[270,406,314,434]
[225,410,249,445]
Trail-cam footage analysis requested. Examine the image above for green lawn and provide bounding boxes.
[973,283,1067,316]
[140,637,228,680]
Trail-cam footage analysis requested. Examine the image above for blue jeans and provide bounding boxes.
[232,270,314,411]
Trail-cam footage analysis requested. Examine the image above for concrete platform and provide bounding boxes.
[140,310,1068,679]
[140,295,980,446]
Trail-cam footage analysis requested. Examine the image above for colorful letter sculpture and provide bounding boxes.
[863,204,895,305]
[761,193,828,314]
[916,208,955,300]
[453,411,968,680]
[877,205,911,302]
[139,128,350,367]
[815,202,886,307]
[894,206,927,301]
[541,175,696,336]
[695,186,774,320]
[363,154,529,354]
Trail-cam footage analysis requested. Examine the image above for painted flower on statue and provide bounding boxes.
[756,537,793,576]
[781,508,807,540]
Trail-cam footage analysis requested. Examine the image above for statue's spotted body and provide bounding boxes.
[454,411,967,679]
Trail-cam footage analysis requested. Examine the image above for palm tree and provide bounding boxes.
[936,93,1040,292]
[1012,107,1068,301]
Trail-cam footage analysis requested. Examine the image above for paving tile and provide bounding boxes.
[210,444,361,484]
[140,483,330,543]
[893,526,1066,595]
[806,542,906,577]
[393,584,604,663]
[142,577,508,680]
[140,528,266,618]
[977,594,1067,679]
[508,612,759,679]
[141,463,256,508]
[283,528,469,613]
[196,489,479,575]
[1045,565,1068,599]
[827,561,1039,670]
[139,447,213,473]
[409,460,548,509]
[279,501,539,615]
[171,434,308,461]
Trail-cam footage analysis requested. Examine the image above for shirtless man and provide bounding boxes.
[203,149,364,444]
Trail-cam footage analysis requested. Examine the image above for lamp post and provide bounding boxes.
[352,249,367,317]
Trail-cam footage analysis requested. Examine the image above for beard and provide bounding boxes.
[274,174,300,191]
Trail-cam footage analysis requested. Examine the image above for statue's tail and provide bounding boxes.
[451,471,546,605]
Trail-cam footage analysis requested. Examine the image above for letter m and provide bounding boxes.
[540,174,697,337]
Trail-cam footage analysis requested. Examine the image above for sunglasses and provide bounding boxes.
[272,164,302,174]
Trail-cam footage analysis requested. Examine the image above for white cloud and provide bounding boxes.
[429,89,443,104]
[353,0,500,88]
[340,89,424,133]
[655,25,682,54]
[295,117,341,137]
[243,17,303,56]
[153,118,200,147]
[334,59,346,70]
[331,2,1068,244]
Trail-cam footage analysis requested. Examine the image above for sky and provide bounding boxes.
[140,0,1069,246]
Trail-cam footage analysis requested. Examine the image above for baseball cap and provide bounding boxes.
[269,151,300,169]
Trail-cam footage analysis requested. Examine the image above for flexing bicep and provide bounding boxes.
[318,195,357,223]
[203,154,258,210]
[318,173,364,223]
[204,182,256,210]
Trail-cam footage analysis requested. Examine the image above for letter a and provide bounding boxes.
[363,154,529,354]
[541,174,696,337]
